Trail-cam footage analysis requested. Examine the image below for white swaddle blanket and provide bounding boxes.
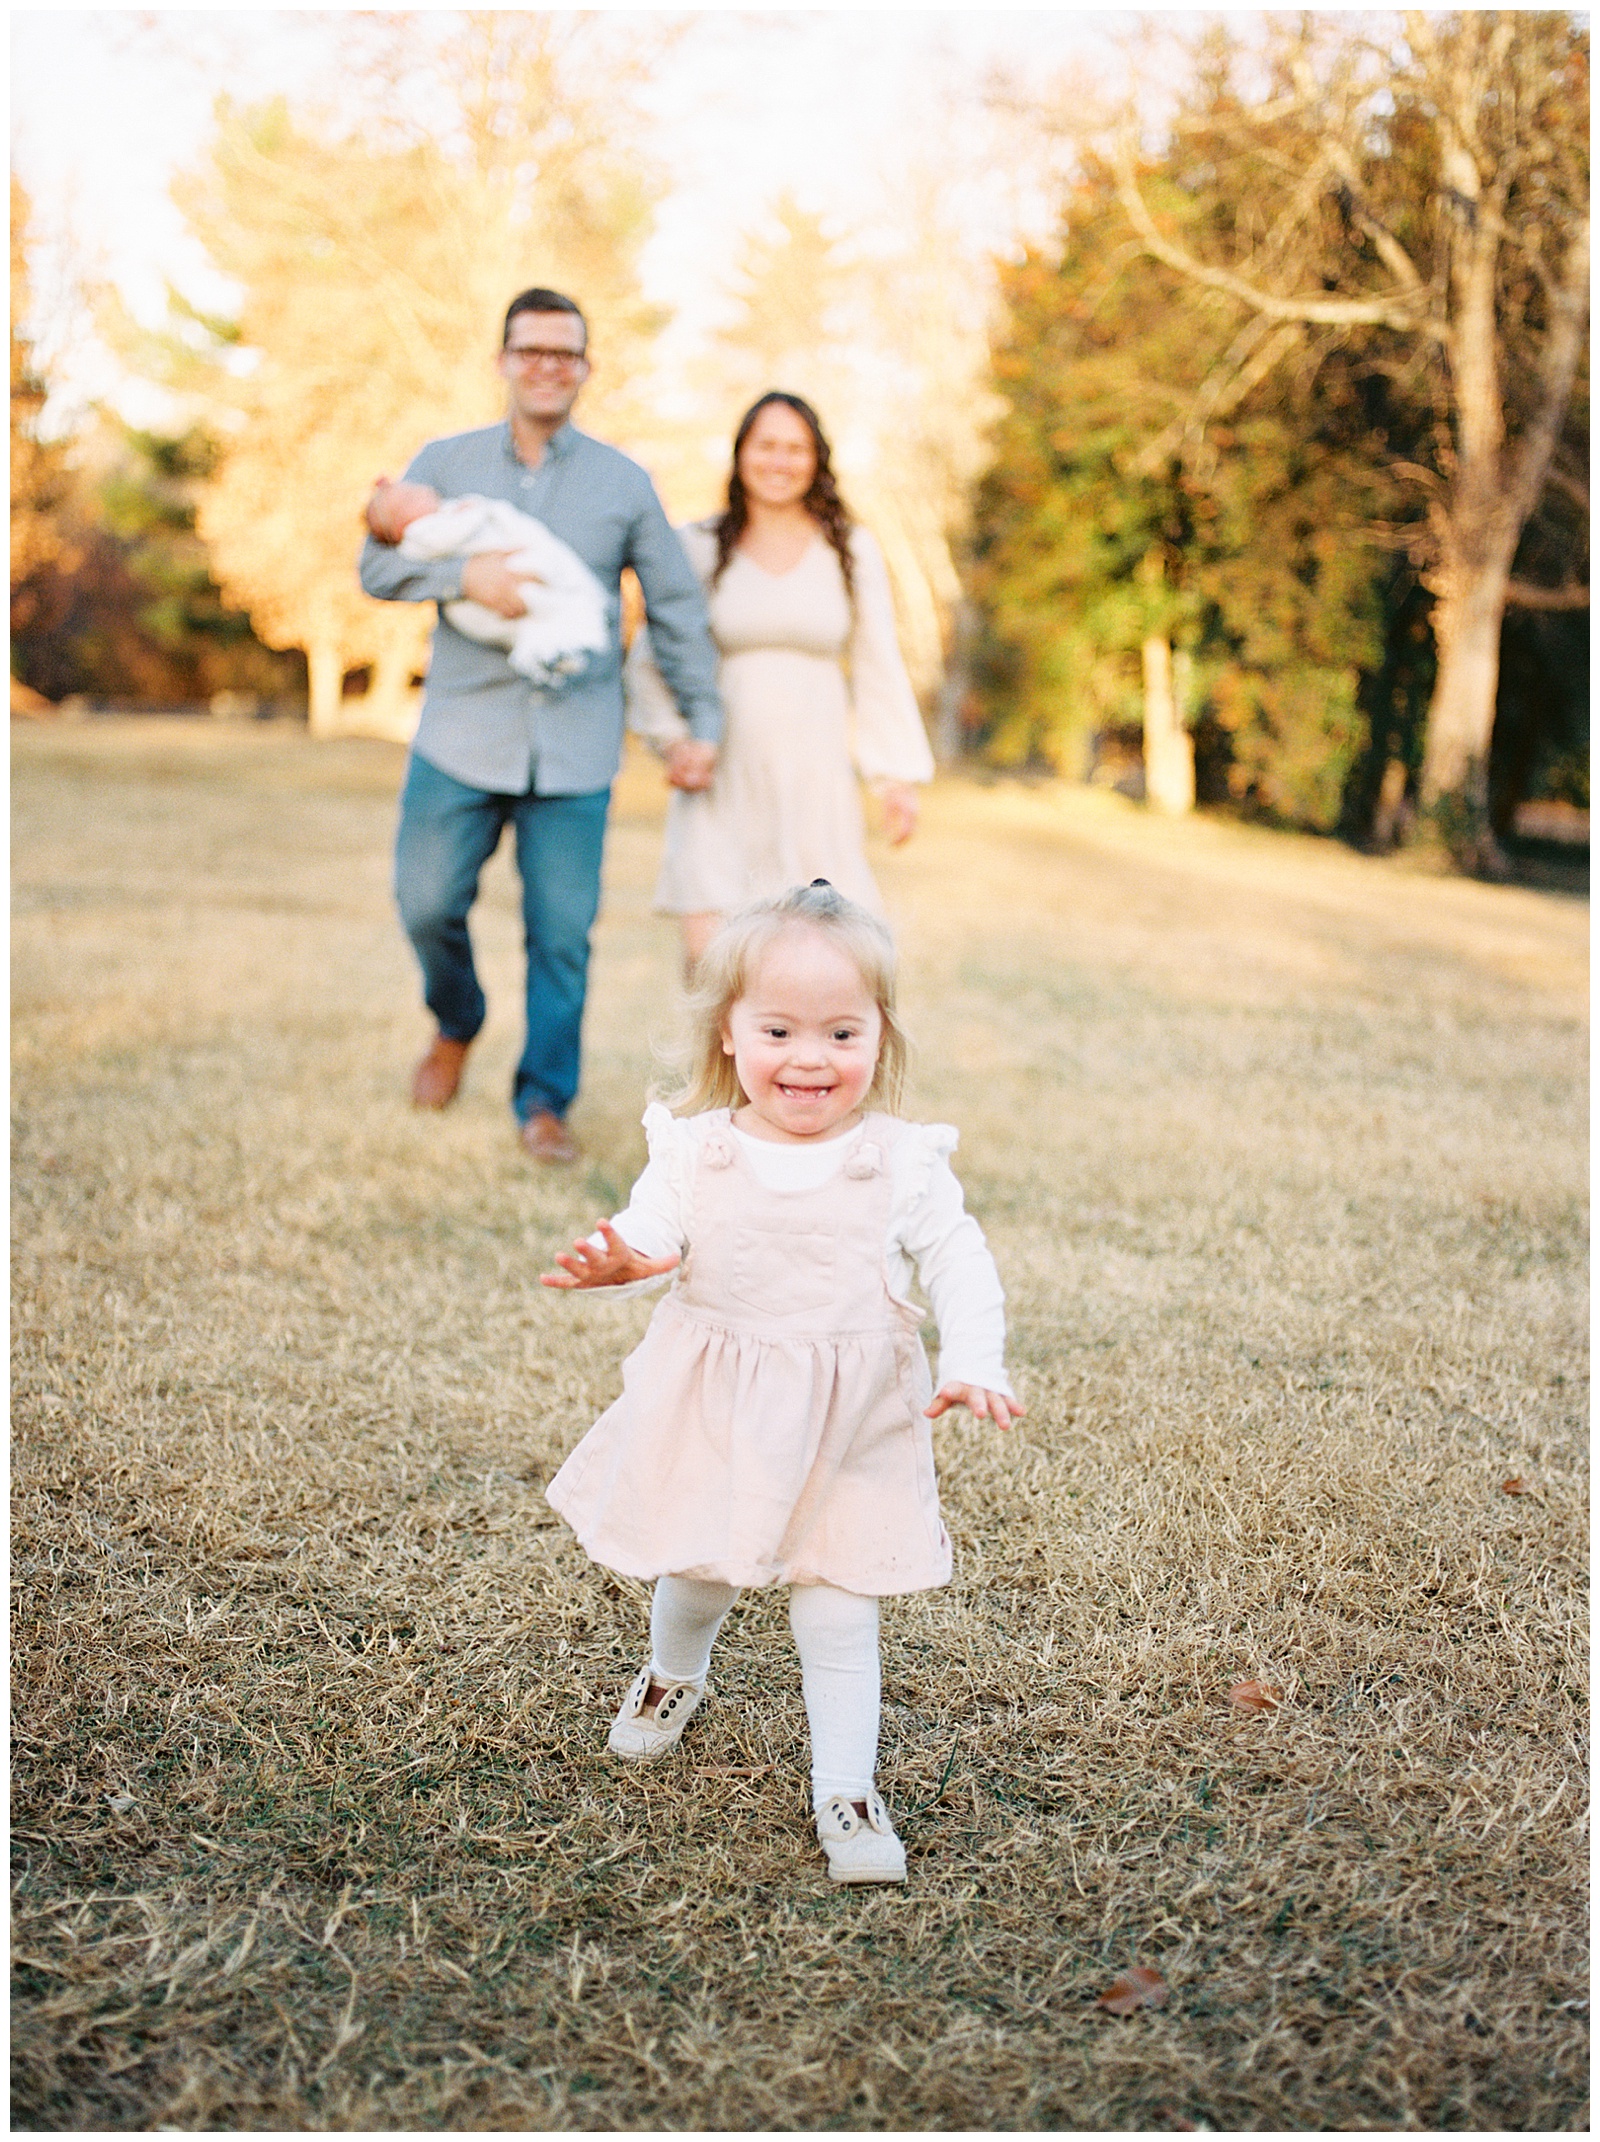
[399,495,609,687]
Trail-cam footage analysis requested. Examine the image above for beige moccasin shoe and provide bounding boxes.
[606,1665,705,1760]
[815,1789,907,1884]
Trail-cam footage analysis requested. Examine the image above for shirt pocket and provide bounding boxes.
[728,1220,836,1316]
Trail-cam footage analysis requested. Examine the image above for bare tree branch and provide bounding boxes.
[1543,466,1590,514]
[1129,316,1304,476]
[1315,143,1429,294]
[1387,459,1447,498]
[1112,132,1441,336]
[1505,579,1590,610]
[1488,213,1560,302]
[1170,89,1312,141]
[1092,11,1585,831]
[1500,212,1592,535]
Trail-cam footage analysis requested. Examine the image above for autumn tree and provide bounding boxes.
[156,13,666,734]
[13,176,294,707]
[1108,12,1589,866]
[11,176,74,669]
[720,197,853,412]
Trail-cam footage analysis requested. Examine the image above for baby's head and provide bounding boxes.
[368,479,442,541]
[672,881,908,1118]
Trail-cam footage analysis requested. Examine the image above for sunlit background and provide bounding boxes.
[10,8,1589,870]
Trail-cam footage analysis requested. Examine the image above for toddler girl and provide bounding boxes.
[541,881,1021,1884]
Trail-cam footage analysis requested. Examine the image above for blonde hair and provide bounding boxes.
[667,883,909,1116]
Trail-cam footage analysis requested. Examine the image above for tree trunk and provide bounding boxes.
[1370,757,1412,850]
[934,598,975,765]
[1418,558,1509,829]
[306,639,344,739]
[1413,174,1589,873]
[367,639,419,731]
[1413,194,1515,867]
[1141,634,1194,814]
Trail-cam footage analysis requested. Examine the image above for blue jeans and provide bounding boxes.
[394,753,610,1122]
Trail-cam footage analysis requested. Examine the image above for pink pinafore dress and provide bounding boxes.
[545,1112,953,1595]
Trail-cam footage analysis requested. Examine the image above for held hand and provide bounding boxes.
[925,1383,1024,1431]
[664,739,718,792]
[879,782,920,847]
[460,551,530,620]
[540,1219,681,1291]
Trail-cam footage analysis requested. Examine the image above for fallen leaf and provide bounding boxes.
[1500,1476,1529,1495]
[1228,1680,1283,1713]
[1098,1965,1169,2014]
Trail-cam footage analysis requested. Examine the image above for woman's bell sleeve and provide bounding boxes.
[625,522,718,753]
[846,526,936,788]
[623,626,691,753]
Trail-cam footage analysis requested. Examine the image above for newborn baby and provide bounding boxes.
[378,482,609,687]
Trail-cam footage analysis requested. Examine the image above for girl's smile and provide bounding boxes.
[722,925,883,1143]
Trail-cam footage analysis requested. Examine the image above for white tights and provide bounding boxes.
[649,1574,880,1806]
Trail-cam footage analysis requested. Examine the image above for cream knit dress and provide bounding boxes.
[545,1110,967,1597]
[626,523,935,916]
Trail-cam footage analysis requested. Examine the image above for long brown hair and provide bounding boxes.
[711,393,854,601]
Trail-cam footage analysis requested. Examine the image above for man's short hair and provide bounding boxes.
[503,288,588,350]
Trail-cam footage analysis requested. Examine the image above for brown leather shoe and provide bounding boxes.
[411,1034,471,1110]
[519,1110,580,1164]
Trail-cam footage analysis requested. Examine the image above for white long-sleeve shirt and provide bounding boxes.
[588,1106,1014,1398]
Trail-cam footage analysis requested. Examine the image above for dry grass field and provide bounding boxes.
[12,717,1588,2132]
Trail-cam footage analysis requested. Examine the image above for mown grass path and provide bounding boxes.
[12,719,1588,2130]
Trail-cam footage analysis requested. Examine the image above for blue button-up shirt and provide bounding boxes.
[359,420,723,795]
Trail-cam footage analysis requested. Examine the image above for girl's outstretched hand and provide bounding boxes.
[925,1384,1024,1431]
[541,1220,681,1291]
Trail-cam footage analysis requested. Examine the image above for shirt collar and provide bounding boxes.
[500,419,578,468]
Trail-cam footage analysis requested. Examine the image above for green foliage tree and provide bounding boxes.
[1106,12,1589,865]
[972,152,1425,832]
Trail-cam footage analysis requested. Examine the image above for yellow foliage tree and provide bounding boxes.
[11,177,73,603]
[168,14,666,734]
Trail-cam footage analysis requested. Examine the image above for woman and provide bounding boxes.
[629,393,933,969]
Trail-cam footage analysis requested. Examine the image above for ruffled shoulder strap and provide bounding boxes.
[640,1101,702,1186]
[654,1105,737,1172]
[640,1100,683,1160]
[879,1117,960,1209]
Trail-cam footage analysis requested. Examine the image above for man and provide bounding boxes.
[361,287,722,1162]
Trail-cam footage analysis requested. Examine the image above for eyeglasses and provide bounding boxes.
[503,344,587,371]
